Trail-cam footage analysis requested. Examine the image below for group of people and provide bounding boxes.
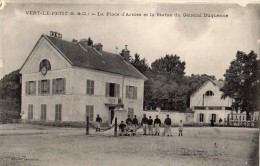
[118,114,184,137]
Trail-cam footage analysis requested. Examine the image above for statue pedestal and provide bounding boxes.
[112,108,127,124]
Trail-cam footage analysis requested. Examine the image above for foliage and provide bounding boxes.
[0,69,21,121]
[221,51,258,120]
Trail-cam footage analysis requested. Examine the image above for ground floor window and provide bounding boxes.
[86,105,94,121]
[28,104,33,119]
[55,104,62,121]
[128,108,134,119]
[199,113,204,122]
[41,104,47,120]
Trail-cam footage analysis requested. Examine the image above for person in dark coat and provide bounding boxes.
[141,114,148,135]
[147,116,153,135]
[132,115,138,135]
[210,119,214,126]
[162,115,172,136]
[119,121,126,136]
[95,114,102,132]
[154,115,161,136]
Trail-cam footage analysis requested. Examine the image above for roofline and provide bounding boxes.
[190,78,217,97]
[19,34,73,74]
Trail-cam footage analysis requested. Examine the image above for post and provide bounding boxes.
[86,116,89,135]
[114,117,117,136]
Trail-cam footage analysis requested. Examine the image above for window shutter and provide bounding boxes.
[38,81,41,95]
[52,79,56,94]
[90,106,94,121]
[62,78,66,94]
[209,113,211,123]
[86,80,89,94]
[33,81,36,95]
[25,81,29,95]
[60,105,62,121]
[126,85,129,98]
[197,113,200,123]
[134,87,137,99]
[92,81,94,95]
[105,83,109,97]
[47,80,50,94]
[116,84,120,97]
[55,105,58,121]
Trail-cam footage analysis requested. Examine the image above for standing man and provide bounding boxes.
[154,115,161,136]
[126,115,133,135]
[141,114,148,135]
[132,115,138,135]
[164,115,172,136]
[95,114,102,132]
[147,116,153,135]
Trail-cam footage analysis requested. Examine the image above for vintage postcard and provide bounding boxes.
[0,0,259,166]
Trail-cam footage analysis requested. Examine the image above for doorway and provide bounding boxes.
[109,107,115,124]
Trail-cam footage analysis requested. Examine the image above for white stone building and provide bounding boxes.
[19,32,147,124]
[190,78,233,125]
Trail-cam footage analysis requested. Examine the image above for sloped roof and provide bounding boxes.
[43,35,147,80]
[191,78,224,96]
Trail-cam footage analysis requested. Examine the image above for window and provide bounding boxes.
[126,85,137,99]
[211,114,216,122]
[39,59,51,71]
[205,90,214,96]
[86,80,94,95]
[53,78,66,94]
[25,81,36,95]
[86,105,94,121]
[199,113,204,122]
[105,83,120,97]
[28,104,33,120]
[128,108,134,119]
[41,104,47,121]
[55,104,62,121]
[38,80,50,95]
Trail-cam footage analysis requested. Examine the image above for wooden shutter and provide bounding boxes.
[38,81,41,95]
[126,85,129,98]
[90,106,94,121]
[59,105,62,121]
[134,87,137,99]
[52,79,56,94]
[33,81,36,95]
[62,78,66,94]
[91,81,94,95]
[47,80,50,94]
[116,84,120,97]
[105,83,109,97]
[25,81,29,95]
[86,80,90,94]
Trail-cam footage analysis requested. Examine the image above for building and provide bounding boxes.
[19,32,147,125]
[190,78,233,125]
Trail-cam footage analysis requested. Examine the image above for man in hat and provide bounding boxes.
[95,114,102,132]
[147,116,153,135]
[163,114,172,136]
[154,115,161,136]
[132,115,138,135]
[141,114,148,135]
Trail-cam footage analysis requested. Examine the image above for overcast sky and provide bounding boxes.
[0,2,259,79]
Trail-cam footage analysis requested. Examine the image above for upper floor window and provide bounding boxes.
[38,79,50,95]
[126,85,137,99]
[53,78,66,94]
[205,90,214,96]
[105,82,120,97]
[25,81,36,95]
[39,59,51,71]
[86,80,94,95]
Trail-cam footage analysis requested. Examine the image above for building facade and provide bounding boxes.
[190,79,233,124]
[20,33,147,124]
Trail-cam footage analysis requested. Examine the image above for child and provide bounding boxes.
[178,120,183,136]
[119,121,126,136]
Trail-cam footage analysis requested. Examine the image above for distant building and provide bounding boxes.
[190,78,233,124]
[19,32,147,124]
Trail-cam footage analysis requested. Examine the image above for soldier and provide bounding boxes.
[126,115,133,135]
[147,116,153,135]
[141,114,148,135]
[132,115,138,135]
[95,114,102,132]
[119,121,126,136]
[163,115,172,136]
[154,115,161,136]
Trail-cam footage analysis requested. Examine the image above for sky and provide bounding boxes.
[0,2,259,79]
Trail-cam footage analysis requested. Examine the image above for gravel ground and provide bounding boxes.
[0,124,258,166]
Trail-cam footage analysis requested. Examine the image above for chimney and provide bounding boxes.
[123,45,130,62]
[93,43,103,51]
[50,31,62,39]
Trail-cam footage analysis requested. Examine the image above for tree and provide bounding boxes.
[130,53,149,74]
[221,51,258,120]
[0,69,21,122]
